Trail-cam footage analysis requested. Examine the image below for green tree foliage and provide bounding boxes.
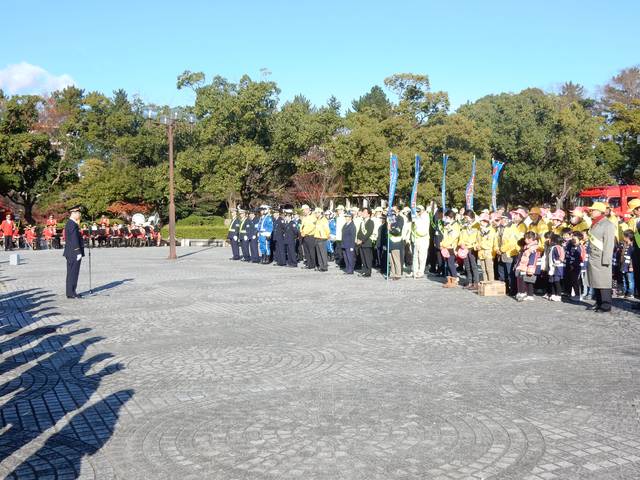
[1,67,639,221]
[0,95,61,221]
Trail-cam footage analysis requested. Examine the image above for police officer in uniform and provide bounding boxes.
[283,208,298,267]
[247,209,260,263]
[63,207,85,299]
[238,209,251,261]
[272,209,286,266]
[227,210,241,260]
[258,205,274,264]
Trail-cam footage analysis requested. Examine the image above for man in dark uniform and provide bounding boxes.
[341,211,356,274]
[357,207,375,277]
[273,210,286,266]
[63,207,85,299]
[282,209,298,267]
[238,209,251,261]
[227,210,241,260]
[248,209,260,263]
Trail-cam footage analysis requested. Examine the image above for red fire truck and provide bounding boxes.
[577,185,640,217]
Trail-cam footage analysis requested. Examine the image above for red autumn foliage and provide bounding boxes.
[107,202,151,220]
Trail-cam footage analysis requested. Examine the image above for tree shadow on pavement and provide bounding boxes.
[0,279,132,478]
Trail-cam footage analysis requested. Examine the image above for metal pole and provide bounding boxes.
[167,122,177,260]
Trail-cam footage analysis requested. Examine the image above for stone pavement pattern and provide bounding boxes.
[0,247,639,480]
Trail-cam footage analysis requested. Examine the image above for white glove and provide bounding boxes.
[233,236,238,241]
[350,248,354,252]
[243,236,248,241]
[76,253,82,261]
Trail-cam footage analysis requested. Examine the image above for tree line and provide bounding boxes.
[0,67,639,223]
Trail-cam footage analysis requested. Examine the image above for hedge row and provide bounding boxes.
[160,225,228,239]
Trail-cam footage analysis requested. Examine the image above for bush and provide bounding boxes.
[177,214,226,226]
[161,225,228,239]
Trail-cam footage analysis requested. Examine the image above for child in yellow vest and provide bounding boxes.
[477,213,497,281]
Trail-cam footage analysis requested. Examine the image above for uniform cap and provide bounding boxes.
[628,198,640,212]
[301,204,310,210]
[324,210,332,215]
[68,205,82,213]
[478,213,491,223]
[259,204,270,210]
[313,207,323,214]
[490,212,501,222]
[402,206,411,214]
[344,211,353,217]
[551,210,566,221]
[416,205,425,211]
[589,201,608,213]
[336,205,345,210]
[529,207,542,216]
[374,207,383,213]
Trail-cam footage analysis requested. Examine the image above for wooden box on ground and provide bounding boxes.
[478,280,506,296]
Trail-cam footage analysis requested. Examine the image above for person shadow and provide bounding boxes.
[80,278,133,295]
[5,389,134,479]
[0,283,131,478]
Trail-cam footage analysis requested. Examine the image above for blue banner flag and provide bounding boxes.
[410,154,421,217]
[465,155,477,211]
[441,154,448,211]
[491,158,505,212]
[387,153,399,216]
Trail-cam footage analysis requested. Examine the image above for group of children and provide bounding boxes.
[435,205,635,303]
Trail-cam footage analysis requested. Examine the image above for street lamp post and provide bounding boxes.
[144,108,197,260]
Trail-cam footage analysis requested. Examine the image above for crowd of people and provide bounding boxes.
[228,200,640,313]
[0,213,163,250]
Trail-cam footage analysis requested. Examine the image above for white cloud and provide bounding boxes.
[0,62,75,95]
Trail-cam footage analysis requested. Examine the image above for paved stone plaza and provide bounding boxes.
[0,246,639,479]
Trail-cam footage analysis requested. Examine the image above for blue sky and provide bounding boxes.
[1,0,638,111]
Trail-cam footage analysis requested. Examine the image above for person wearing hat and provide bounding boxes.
[400,206,412,270]
[272,209,286,266]
[313,207,330,271]
[477,212,497,282]
[334,205,346,267]
[282,209,298,267]
[550,210,567,235]
[440,209,461,287]
[458,209,480,290]
[1,213,15,250]
[326,210,336,262]
[568,207,591,233]
[410,205,430,278]
[586,202,616,312]
[247,209,260,263]
[63,207,85,299]
[237,209,251,261]
[625,198,640,299]
[527,207,550,239]
[257,205,273,264]
[387,205,405,280]
[356,207,375,277]
[341,210,357,274]
[496,213,523,295]
[228,210,242,258]
[299,205,317,269]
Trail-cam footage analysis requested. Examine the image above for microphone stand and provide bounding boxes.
[88,238,93,294]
